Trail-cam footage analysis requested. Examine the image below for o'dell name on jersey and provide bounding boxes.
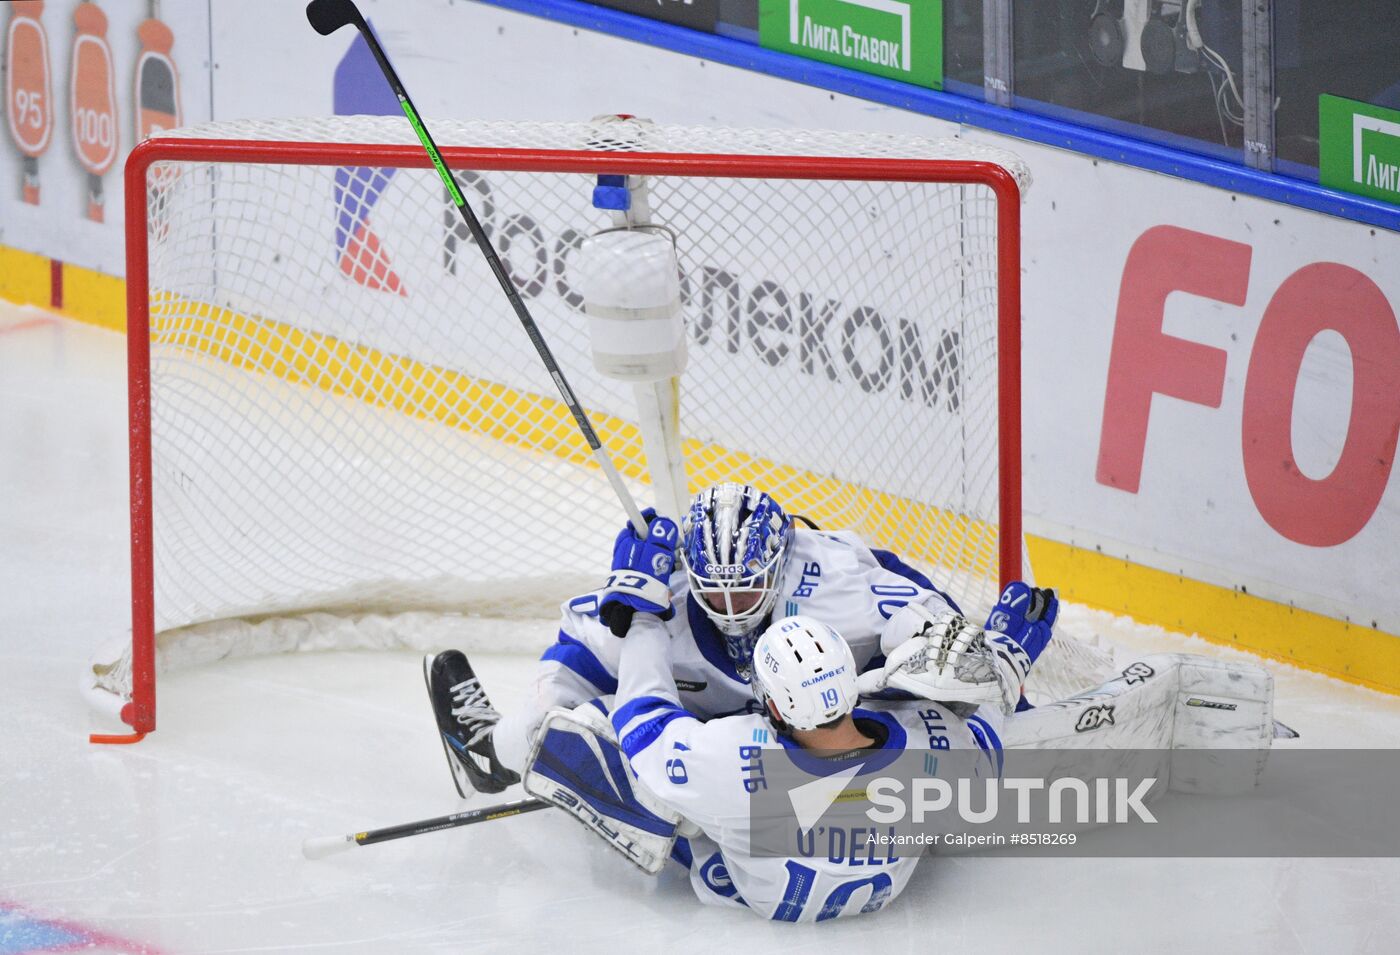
[759,0,942,90]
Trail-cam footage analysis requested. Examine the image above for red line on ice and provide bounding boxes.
[0,317,58,335]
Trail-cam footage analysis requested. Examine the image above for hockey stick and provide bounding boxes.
[305,0,648,537]
[301,796,550,860]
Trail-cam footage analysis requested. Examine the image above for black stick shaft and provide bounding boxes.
[305,0,648,536]
[302,797,551,858]
[355,797,550,847]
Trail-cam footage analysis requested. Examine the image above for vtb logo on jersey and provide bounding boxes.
[1075,704,1115,732]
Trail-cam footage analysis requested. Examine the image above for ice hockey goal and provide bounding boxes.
[90,115,1104,741]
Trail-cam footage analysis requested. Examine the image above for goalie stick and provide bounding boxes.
[301,797,550,860]
[304,0,648,537]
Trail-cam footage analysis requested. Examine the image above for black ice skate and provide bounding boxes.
[423,650,520,796]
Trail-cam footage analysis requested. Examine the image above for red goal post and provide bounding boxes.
[96,116,1041,742]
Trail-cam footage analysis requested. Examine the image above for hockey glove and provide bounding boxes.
[599,508,680,638]
[984,582,1058,664]
[856,605,1021,713]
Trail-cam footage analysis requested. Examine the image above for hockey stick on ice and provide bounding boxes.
[301,796,550,859]
[305,0,648,537]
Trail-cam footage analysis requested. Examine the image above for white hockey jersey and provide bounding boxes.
[548,529,961,720]
[611,620,1000,922]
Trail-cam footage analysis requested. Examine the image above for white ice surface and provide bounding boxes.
[3,307,1400,954]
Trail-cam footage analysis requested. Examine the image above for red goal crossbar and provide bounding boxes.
[102,136,1022,743]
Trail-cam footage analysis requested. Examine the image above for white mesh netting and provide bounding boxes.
[149,116,1035,189]
[91,116,1108,714]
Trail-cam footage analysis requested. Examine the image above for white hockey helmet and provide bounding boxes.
[751,616,859,732]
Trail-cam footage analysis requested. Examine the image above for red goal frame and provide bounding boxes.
[102,136,1023,743]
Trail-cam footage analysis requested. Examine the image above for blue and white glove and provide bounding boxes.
[984,582,1058,664]
[857,606,1021,712]
[599,508,680,638]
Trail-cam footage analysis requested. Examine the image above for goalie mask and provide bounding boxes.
[680,483,794,670]
[751,616,858,732]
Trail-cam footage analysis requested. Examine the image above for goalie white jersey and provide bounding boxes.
[571,529,954,700]
[610,619,999,922]
[493,529,961,771]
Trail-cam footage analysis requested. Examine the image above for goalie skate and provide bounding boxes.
[423,650,520,797]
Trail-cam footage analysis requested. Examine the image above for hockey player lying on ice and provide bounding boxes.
[597,611,1280,920]
[425,488,1284,921]
[424,480,1032,797]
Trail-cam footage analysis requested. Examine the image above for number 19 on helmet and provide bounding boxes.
[751,615,859,732]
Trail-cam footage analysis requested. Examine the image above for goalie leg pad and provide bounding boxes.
[523,701,681,874]
[1169,655,1274,795]
[997,654,1180,750]
[998,654,1277,794]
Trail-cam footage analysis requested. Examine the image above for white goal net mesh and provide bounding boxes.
[92,116,1109,714]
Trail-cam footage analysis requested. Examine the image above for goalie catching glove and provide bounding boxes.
[599,508,680,638]
[856,605,1026,712]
